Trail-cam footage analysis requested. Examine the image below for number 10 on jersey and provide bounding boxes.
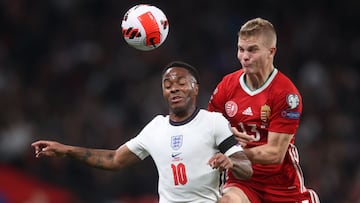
[171,163,188,185]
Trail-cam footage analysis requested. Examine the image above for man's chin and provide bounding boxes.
[242,67,253,73]
[171,105,186,115]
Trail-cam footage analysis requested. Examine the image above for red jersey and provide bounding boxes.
[208,68,319,202]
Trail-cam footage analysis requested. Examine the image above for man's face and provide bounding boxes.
[237,34,275,74]
[162,67,198,115]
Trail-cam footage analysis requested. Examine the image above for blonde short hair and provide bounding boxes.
[238,17,277,47]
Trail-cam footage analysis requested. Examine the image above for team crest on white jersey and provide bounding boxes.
[225,101,238,117]
[286,94,300,109]
[171,135,183,150]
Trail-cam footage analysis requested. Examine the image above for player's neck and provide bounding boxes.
[245,66,274,90]
[169,106,198,123]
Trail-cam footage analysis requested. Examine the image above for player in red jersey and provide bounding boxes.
[208,18,320,203]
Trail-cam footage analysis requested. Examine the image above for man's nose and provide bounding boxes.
[170,84,180,92]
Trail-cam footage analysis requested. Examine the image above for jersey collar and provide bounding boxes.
[169,107,200,126]
[239,68,278,96]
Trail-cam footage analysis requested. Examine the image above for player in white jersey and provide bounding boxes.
[31,61,253,203]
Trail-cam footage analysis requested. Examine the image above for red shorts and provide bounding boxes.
[224,181,320,203]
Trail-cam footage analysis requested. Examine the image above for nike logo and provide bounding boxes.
[171,152,181,158]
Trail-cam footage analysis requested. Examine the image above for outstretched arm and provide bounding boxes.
[208,151,253,180]
[31,140,140,170]
[232,127,293,164]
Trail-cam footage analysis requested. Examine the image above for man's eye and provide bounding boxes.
[248,47,258,52]
[179,78,187,84]
[164,81,171,88]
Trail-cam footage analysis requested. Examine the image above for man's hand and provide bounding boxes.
[231,127,255,147]
[208,153,233,171]
[31,140,67,158]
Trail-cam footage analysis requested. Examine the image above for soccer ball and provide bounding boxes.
[121,4,169,51]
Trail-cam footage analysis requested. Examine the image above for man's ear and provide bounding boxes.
[193,83,199,95]
[269,47,276,57]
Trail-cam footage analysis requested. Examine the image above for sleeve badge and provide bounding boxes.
[286,93,300,109]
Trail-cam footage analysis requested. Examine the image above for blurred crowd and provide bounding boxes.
[0,0,359,203]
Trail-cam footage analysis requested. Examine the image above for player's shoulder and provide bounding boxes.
[271,70,302,106]
[147,114,168,125]
[138,114,168,134]
[198,110,230,130]
[273,69,299,91]
[217,69,244,89]
[274,70,295,84]
[199,109,222,116]
[222,69,244,81]
[198,109,227,120]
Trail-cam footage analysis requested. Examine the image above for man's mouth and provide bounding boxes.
[171,96,183,103]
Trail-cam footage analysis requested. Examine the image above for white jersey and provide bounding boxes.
[126,109,243,203]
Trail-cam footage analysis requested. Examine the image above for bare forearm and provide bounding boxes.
[229,152,253,180]
[65,146,118,170]
[243,132,292,164]
[244,145,285,164]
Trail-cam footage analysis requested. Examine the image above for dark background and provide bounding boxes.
[0,0,359,202]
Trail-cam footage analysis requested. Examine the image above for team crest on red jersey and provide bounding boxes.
[260,104,271,122]
[286,94,300,109]
[225,101,238,117]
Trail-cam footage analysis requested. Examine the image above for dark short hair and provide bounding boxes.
[162,61,200,84]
